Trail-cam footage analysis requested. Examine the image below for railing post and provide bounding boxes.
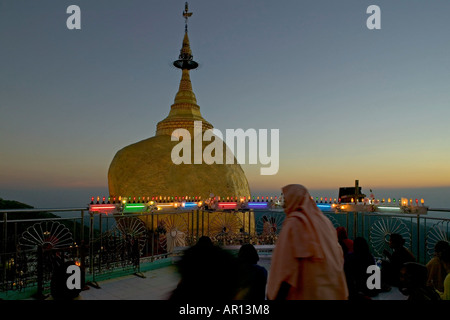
[361,212,365,239]
[34,245,45,299]
[201,209,204,238]
[196,209,199,240]
[151,213,154,261]
[81,210,85,243]
[98,213,102,275]
[416,214,421,263]
[3,212,7,284]
[89,211,94,276]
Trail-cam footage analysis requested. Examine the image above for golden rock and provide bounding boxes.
[108,23,250,201]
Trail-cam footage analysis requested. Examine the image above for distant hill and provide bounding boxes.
[0,197,34,210]
[0,197,58,221]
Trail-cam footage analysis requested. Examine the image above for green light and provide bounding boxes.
[123,203,147,213]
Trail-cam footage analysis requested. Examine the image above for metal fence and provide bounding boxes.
[1,207,449,299]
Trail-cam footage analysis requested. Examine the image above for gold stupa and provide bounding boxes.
[108,3,250,201]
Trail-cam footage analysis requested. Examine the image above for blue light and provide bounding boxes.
[184,202,198,208]
[316,204,331,211]
[248,202,268,208]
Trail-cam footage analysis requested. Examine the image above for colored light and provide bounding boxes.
[378,206,401,211]
[316,204,331,211]
[184,202,198,208]
[248,202,268,208]
[218,202,237,209]
[90,205,116,210]
[123,203,147,212]
[157,203,174,207]
[90,205,117,213]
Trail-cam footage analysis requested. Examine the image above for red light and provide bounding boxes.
[218,202,237,208]
[90,205,116,212]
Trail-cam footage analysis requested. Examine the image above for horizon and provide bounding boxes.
[2,185,450,211]
[2,1,450,209]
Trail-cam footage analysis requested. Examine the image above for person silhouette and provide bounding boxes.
[426,240,450,292]
[266,184,348,300]
[382,233,416,287]
[399,262,441,300]
[344,237,379,300]
[169,236,239,301]
[235,243,268,300]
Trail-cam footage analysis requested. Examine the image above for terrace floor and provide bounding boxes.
[71,256,407,301]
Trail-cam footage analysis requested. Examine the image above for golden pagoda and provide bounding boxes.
[108,3,250,203]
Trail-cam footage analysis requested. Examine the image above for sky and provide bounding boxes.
[1,0,450,209]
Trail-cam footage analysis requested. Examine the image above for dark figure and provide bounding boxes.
[337,227,354,254]
[170,236,239,301]
[235,243,268,300]
[344,237,379,300]
[426,240,450,292]
[50,260,82,300]
[437,245,450,300]
[399,262,441,300]
[381,233,416,286]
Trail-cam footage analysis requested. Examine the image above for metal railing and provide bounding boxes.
[1,206,449,298]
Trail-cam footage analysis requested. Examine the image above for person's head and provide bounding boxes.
[336,227,349,241]
[196,236,213,247]
[434,240,450,258]
[389,233,405,249]
[399,262,428,292]
[440,244,450,273]
[238,243,259,265]
[281,184,316,216]
[353,237,370,255]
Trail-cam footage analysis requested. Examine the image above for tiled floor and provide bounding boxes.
[79,264,180,300]
[76,256,406,300]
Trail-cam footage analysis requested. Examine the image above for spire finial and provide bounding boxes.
[183,2,193,33]
[173,2,198,70]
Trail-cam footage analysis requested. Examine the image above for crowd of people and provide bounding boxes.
[171,184,450,301]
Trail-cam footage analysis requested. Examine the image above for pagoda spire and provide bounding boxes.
[173,2,198,70]
[156,2,212,136]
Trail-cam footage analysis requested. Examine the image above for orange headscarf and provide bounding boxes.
[266,184,348,300]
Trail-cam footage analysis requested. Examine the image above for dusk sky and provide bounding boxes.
[1,1,450,208]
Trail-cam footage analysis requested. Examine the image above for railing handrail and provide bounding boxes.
[0,207,88,213]
[428,208,450,212]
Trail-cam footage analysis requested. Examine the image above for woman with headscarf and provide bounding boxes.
[266,184,348,300]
